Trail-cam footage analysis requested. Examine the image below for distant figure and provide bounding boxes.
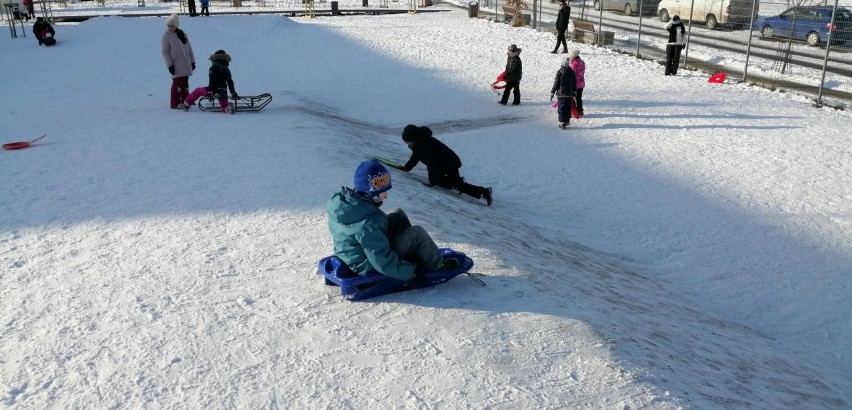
[11,4,28,21]
[200,0,209,16]
[550,57,577,129]
[23,0,34,19]
[397,124,493,206]
[568,49,585,117]
[498,44,522,106]
[664,15,687,76]
[552,0,571,54]
[179,50,239,114]
[326,159,458,281]
[161,14,196,109]
[187,0,198,16]
[33,17,56,46]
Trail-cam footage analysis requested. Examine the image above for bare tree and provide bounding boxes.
[505,0,529,26]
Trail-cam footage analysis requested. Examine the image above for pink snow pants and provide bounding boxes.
[185,87,230,112]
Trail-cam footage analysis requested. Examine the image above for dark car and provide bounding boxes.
[759,6,852,47]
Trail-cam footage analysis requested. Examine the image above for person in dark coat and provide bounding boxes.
[33,18,56,46]
[552,0,571,54]
[188,0,198,16]
[397,125,493,206]
[326,159,457,281]
[179,50,238,114]
[498,44,522,106]
[550,57,577,129]
[664,15,687,76]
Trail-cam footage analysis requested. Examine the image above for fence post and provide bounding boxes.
[816,0,840,107]
[742,0,758,82]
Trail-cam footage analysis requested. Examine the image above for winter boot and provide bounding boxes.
[177,102,190,111]
[559,122,568,129]
[440,258,460,271]
[483,187,493,206]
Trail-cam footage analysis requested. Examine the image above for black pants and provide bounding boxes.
[429,168,489,200]
[201,4,208,15]
[665,44,683,75]
[188,0,197,16]
[554,29,568,52]
[500,81,520,105]
[574,88,584,115]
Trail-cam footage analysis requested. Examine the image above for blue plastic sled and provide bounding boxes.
[319,248,474,300]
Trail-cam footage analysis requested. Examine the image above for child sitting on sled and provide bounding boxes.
[178,50,238,114]
[326,159,458,282]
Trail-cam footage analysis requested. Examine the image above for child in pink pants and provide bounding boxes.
[178,50,238,114]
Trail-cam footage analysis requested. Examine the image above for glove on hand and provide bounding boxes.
[232,93,239,99]
[168,66,175,75]
[191,62,195,70]
[550,93,554,101]
[395,165,407,171]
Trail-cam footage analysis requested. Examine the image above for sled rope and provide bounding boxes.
[466,272,486,287]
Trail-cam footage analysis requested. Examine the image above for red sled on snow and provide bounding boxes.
[708,72,727,84]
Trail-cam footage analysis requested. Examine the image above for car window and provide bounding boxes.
[781,8,798,18]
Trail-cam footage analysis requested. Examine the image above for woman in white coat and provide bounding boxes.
[161,14,196,109]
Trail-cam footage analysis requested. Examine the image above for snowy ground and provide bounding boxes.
[1,9,851,409]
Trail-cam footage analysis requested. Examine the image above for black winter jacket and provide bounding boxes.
[208,62,236,97]
[551,62,577,98]
[556,6,571,31]
[402,127,462,174]
[504,51,523,83]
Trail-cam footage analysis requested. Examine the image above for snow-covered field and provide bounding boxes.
[2,9,850,408]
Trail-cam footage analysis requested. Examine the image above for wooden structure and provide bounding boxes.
[572,19,613,46]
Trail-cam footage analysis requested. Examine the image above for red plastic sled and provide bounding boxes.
[551,98,582,119]
[491,71,506,94]
[3,134,46,150]
[709,72,727,84]
[570,98,581,119]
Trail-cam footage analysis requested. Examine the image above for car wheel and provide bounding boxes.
[593,0,600,11]
[659,9,669,22]
[806,31,820,46]
[761,25,774,38]
[624,3,632,15]
[705,14,717,30]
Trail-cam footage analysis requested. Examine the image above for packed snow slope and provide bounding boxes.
[1,10,850,409]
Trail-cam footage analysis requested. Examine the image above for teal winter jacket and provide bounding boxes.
[326,187,416,281]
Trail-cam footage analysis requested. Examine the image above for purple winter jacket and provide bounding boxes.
[161,30,195,78]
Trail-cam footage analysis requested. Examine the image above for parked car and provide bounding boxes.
[593,0,661,17]
[759,6,852,47]
[657,0,757,29]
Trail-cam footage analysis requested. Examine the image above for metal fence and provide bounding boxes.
[493,0,852,107]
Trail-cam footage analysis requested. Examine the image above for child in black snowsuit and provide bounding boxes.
[179,50,238,113]
[33,18,56,46]
[498,44,522,106]
[397,124,493,206]
[550,57,577,129]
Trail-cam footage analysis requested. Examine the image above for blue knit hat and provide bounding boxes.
[353,159,392,195]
